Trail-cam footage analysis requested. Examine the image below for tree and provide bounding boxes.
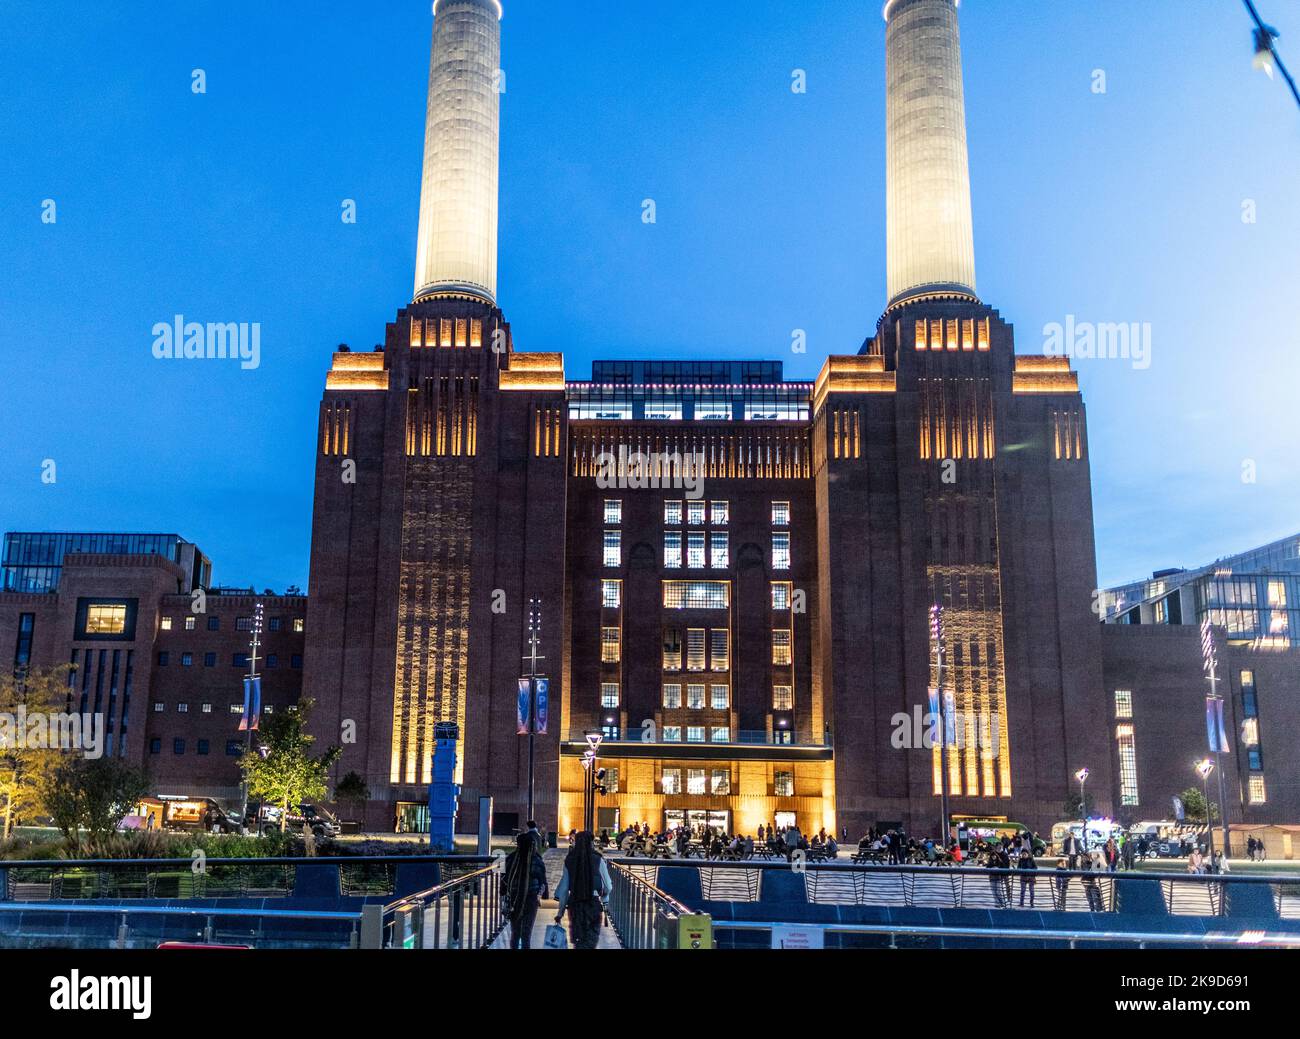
[1180,787,1218,826]
[241,699,340,832]
[334,770,370,824]
[43,757,149,850]
[0,666,69,839]
[1063,791,1092,820]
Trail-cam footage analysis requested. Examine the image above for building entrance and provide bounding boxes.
[665,809,730,835]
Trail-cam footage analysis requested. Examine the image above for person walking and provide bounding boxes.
[503,831,549,949]
[554,830,612,949]
[1017,849,1038,907]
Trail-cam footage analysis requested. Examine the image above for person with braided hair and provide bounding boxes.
[503,830,549,949]
[553,830,612,949]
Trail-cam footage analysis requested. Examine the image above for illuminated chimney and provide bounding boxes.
[884,0,978,308]
[413,0,503,306]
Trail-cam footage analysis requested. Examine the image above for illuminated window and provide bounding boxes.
[687,501,706,526]
[1268,581,1287,608]
[710,629,729,672]
[710,532,730,569]
[1116,724,1139,806]
[602,580,622,609]
[687,768,707,794]
[664,726,682,743]
[774,771,794,797]
[664,532,683,569]
[1114,690,1133,719]
[160,617,173,631]
[601,682,620,708]
[1242,718,1259,746]
[185,617,196,631]
[772,533,791,571]
[294,618,304,633]
[1240,669,1255,689]
[664,501,683,525]
[771,582,792,611]
[601,627,621,663]
[662,683,682,709]
[773,685,793,710]
[1249,774,1267,804]
[686,727,706,744]
[711,769,731,795]
[663,581,729,610]
[687,532,706,569]
[772,629,792,666]
[772,502,791,526]
[85,604,127,635]
[663,628,682,670]
[686,629,707,672]
[711,501,729,525]
[662,768,682,794]
[710,684,729,710]
[687,684,705,709]
[152,702,164,713]
[604,500,623,525]
[710,726,730,743]
[603,530,622,568]
[605,767,620,794]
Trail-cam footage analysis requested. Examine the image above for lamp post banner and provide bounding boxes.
[517,678,531,735]
[1206,696,1231,754]
[535,677,549,735]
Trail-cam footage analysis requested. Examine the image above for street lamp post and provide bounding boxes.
[238,601,264,834]
[930,605,951,849]
[1201,620,1234,859]
[1075,767,1090,852]
[1196,758,1216,855]
[582,732,604,834]
[521,599,545,823]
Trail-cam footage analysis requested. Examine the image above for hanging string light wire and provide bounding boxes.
[1243,0,1300,110]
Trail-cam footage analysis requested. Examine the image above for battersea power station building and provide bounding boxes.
[302,0,1108,838]
[7,2,1295,840]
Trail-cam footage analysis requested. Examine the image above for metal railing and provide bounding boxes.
[611,858,1300,918]
[608,861,695,949]
[367,861,505,949]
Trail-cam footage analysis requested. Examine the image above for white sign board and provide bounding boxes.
[771,925,825,950]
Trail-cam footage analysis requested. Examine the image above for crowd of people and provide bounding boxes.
[595,821,840,862]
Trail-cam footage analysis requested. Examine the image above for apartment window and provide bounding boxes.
[771,582,792,611]
[230,704,245,714]
[663,629,682,670]
[664,726,682,743]
[687,768,707,795]
[204,652,216,667]
[201,703,212,714]
[1116,724,1139,806]
[773,685,794,710]
[772,501,791,526]
[687,726,705,743]
[603,530,622,568]
[226,740,243,756]
[601,723,621,741]
[181,653,193,667]
[711,769,731,795]
[269,618,282,632]
[157,651,170,666]
[85,604,127,635]
[266,654,278,669]
[605,767,620,794]
[774,771,794,797]
[604,500,623,525]
[14,614,34,668]
[710,726,730,743]
[602,580,622,609]
[710,629,729,672]
[687,501,706,526]
[687,532,706,569]
[207,616,219,631]
[601,682,620,708]
[710,532,730,569]
[291,654,303,669]
[185,617,196,631]
[1242,718,1259,747]
[173,738,186,755]
[772,629,792,666]
[664,532,683,569]
[197,739,210,756]
[662,768,682,794]
[294,618,305,633]
[663,581,729,610]
[687,684,706,710]
[1249,774,1267,804]
[662,684,682,709]
[601,627,621,663]
[149,738,161,755]
[686,629,707,672]
[772,533,791,571]
[236,616,255,631]
[1248,746,1263,770]
[711,501,729,526]
[152,702,165,714]
[177,703,188,714]
[160,617,173,631]
[664,501,683,525]
[1114,689,1133,719]
[233,653,250,668]
[710,684,729,710]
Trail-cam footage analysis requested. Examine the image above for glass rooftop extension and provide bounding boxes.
[568,360,812,422]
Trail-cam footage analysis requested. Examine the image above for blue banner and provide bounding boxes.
[535,677,549,735]
[517,679,531,735]
[239,676,261,732]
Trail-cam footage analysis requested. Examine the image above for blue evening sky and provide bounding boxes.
[1,0,1297,591]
